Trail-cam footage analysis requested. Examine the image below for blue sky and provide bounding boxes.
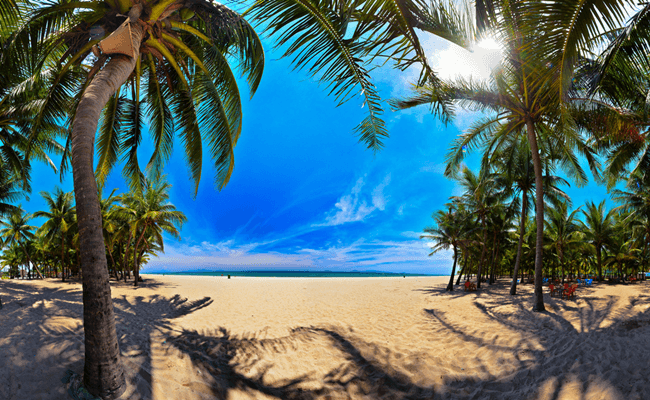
[21,31,615,275]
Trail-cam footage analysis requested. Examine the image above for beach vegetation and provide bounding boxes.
[34,187,76,281]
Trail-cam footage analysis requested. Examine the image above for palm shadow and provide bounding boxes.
[422,284,650,399]
[0,279,212,399]
[111,294,214,398]
[0,280,87,399]
[160,325,442,399]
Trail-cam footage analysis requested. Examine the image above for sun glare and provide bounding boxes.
[476,37,502,51]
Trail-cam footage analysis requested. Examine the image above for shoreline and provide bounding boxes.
[2,275,650,399]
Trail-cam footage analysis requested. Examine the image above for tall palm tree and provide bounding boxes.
[15,0,474,395]
[603,224,637,279]
[98,188,121,279]
[489,137,570,294]
[581,200,617,281]
[120,177,186,286]
[457,167,509,288]
[34,187,75,282]
[422,203,473,291]
[544,203,581,282]
[395,0,606,311]
[0,206,42,278]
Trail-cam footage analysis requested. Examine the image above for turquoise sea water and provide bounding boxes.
[145,271,440,278]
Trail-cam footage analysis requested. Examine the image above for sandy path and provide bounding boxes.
[1,275,650,399]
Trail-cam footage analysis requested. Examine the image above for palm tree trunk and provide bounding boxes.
[446,247,458,291]
[70,6,144,398]
[61,239,67,282]
[597,247,603,281]
[510,192,528,295]
[526,119,545,312]
[122,232,132,282]
[558,250,564,283]
[132,226,147,287]
[488,230,498,285]
[456,250,468,286]
[106,244,118,281]
[476,223,488,289]
[21,244,44,279]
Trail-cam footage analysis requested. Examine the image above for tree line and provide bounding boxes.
[423,158,650,294]
[0,179,186,286]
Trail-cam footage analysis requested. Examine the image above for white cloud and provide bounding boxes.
[315,174,392,226]
[400,231,425,239]
[371,174,391,210]
[420,162,447,174]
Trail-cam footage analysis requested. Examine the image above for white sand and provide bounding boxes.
[1,275,650,399]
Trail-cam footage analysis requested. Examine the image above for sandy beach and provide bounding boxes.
[1,275,650,399]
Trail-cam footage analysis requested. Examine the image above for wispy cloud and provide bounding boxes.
[420,162,447,174]
[314,174,391,227]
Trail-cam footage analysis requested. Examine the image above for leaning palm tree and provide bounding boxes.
[581,200,617,281]
[34,187,75,282]
[0,206,42,278]
[14,0,474,395]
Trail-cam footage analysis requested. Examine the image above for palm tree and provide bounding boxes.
[456,167,509,288]
[603,225,637,280]
[422,203,473,291]
[120,176,186,286]
[98,188,121,279]
[395,1,607,311]
[34,187,75,282]
[15,0,474,394]
[0,243,22,278]
[489,137,570,294]
[0,206,42,278]
[544,203,581,282]
[581,200,617,281]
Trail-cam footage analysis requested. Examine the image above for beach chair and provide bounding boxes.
[464,281,471,291]
[563,284,577,300]
[470,282,477,291]
[549,283,555,297]
[586,279,593,286]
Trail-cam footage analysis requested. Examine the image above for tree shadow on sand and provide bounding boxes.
[3,277,650,399]
[111,294,214,398]
[158,325,443,399]
[0,280,88,398]
[156,280,650,400]
[422,281,650,399]
[0,279,212,399]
